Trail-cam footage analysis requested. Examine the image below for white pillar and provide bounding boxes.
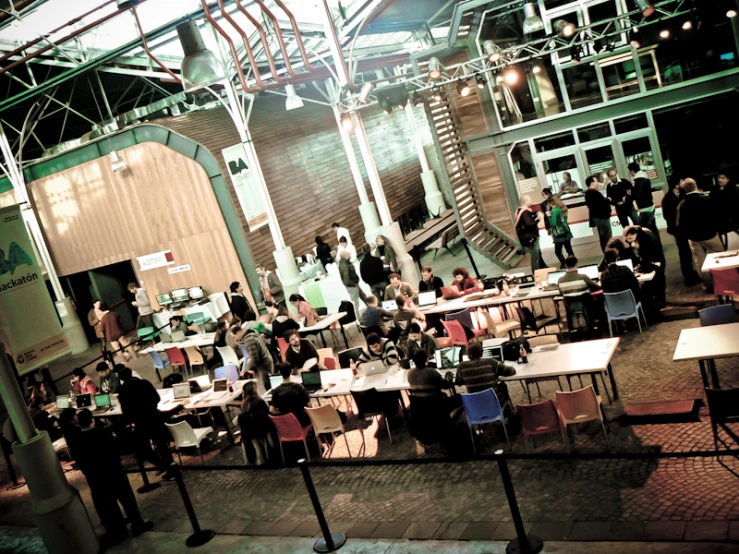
[351,111,392,226]
[404,102,446,218]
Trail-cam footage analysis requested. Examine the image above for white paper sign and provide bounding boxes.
[222,143,269,231]
[168,264,191,274]
[137,250,174,271]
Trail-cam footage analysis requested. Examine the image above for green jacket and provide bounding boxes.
[547,206,572,243]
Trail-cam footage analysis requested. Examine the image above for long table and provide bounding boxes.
[404,210,456,271]
[673,322,739,388]
[139,333,216,354]
[701,251,739,273]
[299,311,350,349]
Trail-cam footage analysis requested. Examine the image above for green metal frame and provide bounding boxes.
[0,125,260,297]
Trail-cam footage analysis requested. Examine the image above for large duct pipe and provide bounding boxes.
[132,6,181,83]
[252,0,299,78]
[234,0,291,82]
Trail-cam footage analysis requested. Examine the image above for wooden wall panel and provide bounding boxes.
[471,153,514,236]
[444,52,489,137]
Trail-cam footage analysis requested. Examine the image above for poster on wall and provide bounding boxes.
[222,143,269,231]
[0,205,70,375]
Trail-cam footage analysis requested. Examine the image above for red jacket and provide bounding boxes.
[100,311,124,342]
[74,375,97,396]
[452,276,480,295]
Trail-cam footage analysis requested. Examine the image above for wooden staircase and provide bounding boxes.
[424,88,523,270]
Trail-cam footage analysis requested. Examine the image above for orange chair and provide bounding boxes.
[517,399,565,450]
[277,337,290,362]
[555,386,608,444]
[269,413,315,463]
[164,347,188,376]
[711,268,739,302]
[323,356,337,370]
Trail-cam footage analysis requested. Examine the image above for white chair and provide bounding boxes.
[165,421,213,465]
[216,345,240,368]
[189,374,211,390]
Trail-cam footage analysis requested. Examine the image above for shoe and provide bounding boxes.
[160,470,176,481]
[131,520,154,537]
[100,530,128,548]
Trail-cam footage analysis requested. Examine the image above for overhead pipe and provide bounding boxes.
[132,6,182,84]
[319,0,353,85]
[252,0,298,77]
[270,0,315,71]
[232,0,289,83]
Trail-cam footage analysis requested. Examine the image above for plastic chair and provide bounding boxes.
[323,357,337,370]
[150,350,171,383]
[711,268,739,302]
[184,346,206,375]
[481,310,521,339]
[316,348,334,366]
[137,326,158,341]
[350,388,399,444]
[436,337,454,348]
[441,319,472,347]
[186,312,209,326]
[705,387,739,450]
[165,420,213,465]
[214,364,239,382]
[306,404,351,458]
[216,345,240,367]
[517,399,565,450]
[460,388,509,453]
[604,290,647,338]
[699,305,737,327]
[445,308,486,339]
[269,413,315,463]
[164,347,189,377]
[513,306,557,335]
[556,386,608,444]
[277,337,289,362]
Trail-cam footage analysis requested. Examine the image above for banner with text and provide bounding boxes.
[222,142,269,231]
[0,205,69,374]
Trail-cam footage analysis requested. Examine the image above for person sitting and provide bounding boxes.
[451,267,483,295]
[28,395,62,441]
[284,330,322,372]
[597,236,635,272]
[96,362,121,395]
[402,323,438,367]
[70,368,97,396]
[392,295,425,344]
[359,295,392,336]
[30,381,56,406]
[601,248,641,302]
[418,265,444,298]
[169,315,191,336]
[455,342,516,406]
[213,320,229,349]
[271,305,300,351]
[289,294,319,326]
[237,381,271,466]
[356,333,399,368]
[408,351,453,399]
[557,255,601,295]
[359,243,387,301]
[384,273,415,301]
[269,362,311,426]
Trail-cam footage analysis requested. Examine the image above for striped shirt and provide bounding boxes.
[358,339,399,367]
[455,358,516,399]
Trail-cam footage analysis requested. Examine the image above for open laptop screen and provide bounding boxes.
[435,346,462,369]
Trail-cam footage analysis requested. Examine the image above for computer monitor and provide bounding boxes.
[269,375,283,389]
[188,286,205,300]
[156,293,173,306]
[170,288,189,303]
[56,396,70,409]
[94,393,111,408]
[578,265,600,280]
[548,270,566,286]
[76,393,91,408]
[417,290,437,307]
[435,346,462,369]
[616,259,634,271]
[382,300,398,311]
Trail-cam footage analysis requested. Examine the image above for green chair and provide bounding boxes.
[137,326,159,341]
[185,312,209,326]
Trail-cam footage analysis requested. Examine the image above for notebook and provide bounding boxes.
[616,259,634,271]
[56,396,70,409]
[207,378,229,401]
[269,375,283,389]
[440,286,461,300]
[435,346,462,369]
[482,345,504,362]
[301,371,323,393]
[76,394,92,408]
[93,393,111,411]
[382,300,399,311]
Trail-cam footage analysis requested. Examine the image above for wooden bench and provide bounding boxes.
[425,225,460,259]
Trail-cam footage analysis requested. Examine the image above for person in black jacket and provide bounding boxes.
[229,282,255,323]
[662,180,699,286]
[315,236,333,269]
[606,169,638,228]
[710,173,739,249]
[677,178,725,292]
[515,195,546,275]
[628,162,660,239]
[418,265,444,298]
[585,175,613,252]
[359,243,387,300]
[624,225,666,310]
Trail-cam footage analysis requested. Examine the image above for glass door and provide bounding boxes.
[582,141,619,184]
[536,148,586,197]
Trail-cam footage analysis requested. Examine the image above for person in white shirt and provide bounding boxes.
[332,222,351,245]
[128,283,153,329]
[335,236,358,263]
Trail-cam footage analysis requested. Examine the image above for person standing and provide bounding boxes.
[99,303,132,361]
[546,194,574,268]
[339,250,368,315]
[677,178,725,293]
[624,225,667,310]
[662,180,699,286]
[585,176,613,252]
[256,264,285,307]
[87,299,106,353]
[376,235,399,273]
[229,281,255,322]
[289,294,319,326]
[515,195,546,275]
[710,172,739,249]
[606,169,638,228]
[359,243,387,300]
[128,283,153,329]
[335,236,358,265]
[232,322,274,392]
[314,236,334,269]
[628,162,659,238]
[332,222,352,245]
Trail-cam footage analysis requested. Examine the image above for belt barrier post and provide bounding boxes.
[298,459,346,553]
[170,463,215,547]
[495,450,543,554]
[1,435,24,490]
[134,450,160,494]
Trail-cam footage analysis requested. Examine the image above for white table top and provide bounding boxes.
[300,311,347,332]
[263,367,409,401]
[701,251,739,273]
[673,322,739,362]
[140,333,216,354]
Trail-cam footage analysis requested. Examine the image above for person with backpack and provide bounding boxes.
[339,249,368,316]
[546,194,574,268]
[515,195,547,275]
[231,322,274,392]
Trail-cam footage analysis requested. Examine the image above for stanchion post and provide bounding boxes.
[170,463,215,547]
[494,450,543,554]
[134,450,160,494]
[1,435,24,490]
[298,459,346,553]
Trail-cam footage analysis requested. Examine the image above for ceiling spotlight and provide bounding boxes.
[358,82,373,104]
[553,19,576,38]
[503,68,519,85]
[728,9,738,18]
[176,21,226,92]
[532,65,542,74]
[482,40,501,62]
[659,29,670,39]
[682,20,693,31]
[629,28,641,48]
[284,84,304,111]
[341,113,353,131]
[428,57,442,79]
[522,2,545,34]
[570,45,582,63]
[110,150,127,173]
[635,0,655,18]
[431,88,442,101]
[495,74,503,84]
[457,81,471,97]
[475,74,487,88]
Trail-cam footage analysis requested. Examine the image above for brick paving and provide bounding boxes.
[1,242,738,543]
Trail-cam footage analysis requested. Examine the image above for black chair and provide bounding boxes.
[351,388,401,443]
[705,387,739,451]
[338,347,364,369]
[514,305,557,335]
[360,324,385,339]
[162,373,184,389]
[316,307,328,317]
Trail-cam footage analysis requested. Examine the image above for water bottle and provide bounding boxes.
[519,343,528,364]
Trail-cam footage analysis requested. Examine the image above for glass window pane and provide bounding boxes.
[600,54,641,100]
[584,145,616,182]
[638,50,662,91]
[510,143,541,202]
[534,131,575,153]
[614,114,648,134]
[577,123,611,143]
[541,155,582,196]
[622,137,659,181]
[562,64,602,109]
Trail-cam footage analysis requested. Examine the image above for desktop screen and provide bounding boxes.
[578,265,600,280]
[156,293,173,306]
[188,286,205,300]
[170,288,189,302]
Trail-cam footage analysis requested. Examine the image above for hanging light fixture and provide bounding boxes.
[428,57,442,79]
[482,40,501,62]
[553,19,577,38]
[503,67,519,85]
[475,74,487,88]
[659,29,671,39]
[532,65,542,74]
[358,82,373,104]
[522,2,545,34]
[457,80,471,97]
[341,113,353,131]
[284,84,304,111]
[629,28,641,48]
[176,21,226,92]
[728,9,738,18]
[635,0,655,18]
[110,151,127,173]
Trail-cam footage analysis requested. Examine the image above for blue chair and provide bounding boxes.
[460,388,510,453]
[604,290,647,338]
[238,344,250,365]
[699,305,737,327]
[214,364,239,382]
[150,351,171,383]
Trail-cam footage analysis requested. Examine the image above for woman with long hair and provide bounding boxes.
[547,194,574,268]
[289,294,319,326]
[238,381,271,465]
[376,235,399,273]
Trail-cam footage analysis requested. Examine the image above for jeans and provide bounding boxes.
[347,286,369,316]
[689,235,725,289]
[370,282,387,303]
[88,472,143,536]
[523,240,545,275]
[592,217,613,252]
[638,210,660,240]
[616,206,639,229]
[554,240,574,268]
[673,233,699,284]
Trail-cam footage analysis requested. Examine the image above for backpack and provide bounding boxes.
[339,300,356,325]
[162,373,183,389]
[515,209,536,246]
[502,338,531,361]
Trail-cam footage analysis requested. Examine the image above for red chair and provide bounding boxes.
[323,356,337,370]
[441,319,477,347]
[164,347,188,376]
[269,413,315,463]
[436,337,454,348]
[711,269,739,302]
[445,308,487,340]
[277,337,290,362]
[516,399,565,451]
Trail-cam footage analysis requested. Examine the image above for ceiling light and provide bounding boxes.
[523,3,544,34]
[659,29,670,39]
[358,82,373,104]
[532,65,541,74]
[495,75,503,84]
[341,114,353,131]
[629,29,641,48]
[635,0,655,18]
[110,151,127,173]
[503,68,519,85]
[475,74,487,88]
[728,10,738,18]
[428,57,442,79]
[482,40,501,62]
[553,19,576,38]
[176,21,226,92]
[682,20,693,31]
[284,84,304,111]
[457,81,471,97]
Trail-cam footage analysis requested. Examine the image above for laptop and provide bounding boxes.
[357,360,388,377]
[511,274,536,289]
[208,378,230,401]
[76,393,92,408]
[417,290,437,307]
[93,393,112,412]
[578,264,600,280]
[301,371,323,393]
[440,286,461,300]
[172,383,191,400]
[435,346,462,369]
[338,347,364,369]
[382,300,398,311]
[544,270,566,290]
[171,330,186,342]
[56,396,70,409]
[158,332,172,343]
[482,345,504,362]
[616,259,634,271]
[269,375,283,389]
